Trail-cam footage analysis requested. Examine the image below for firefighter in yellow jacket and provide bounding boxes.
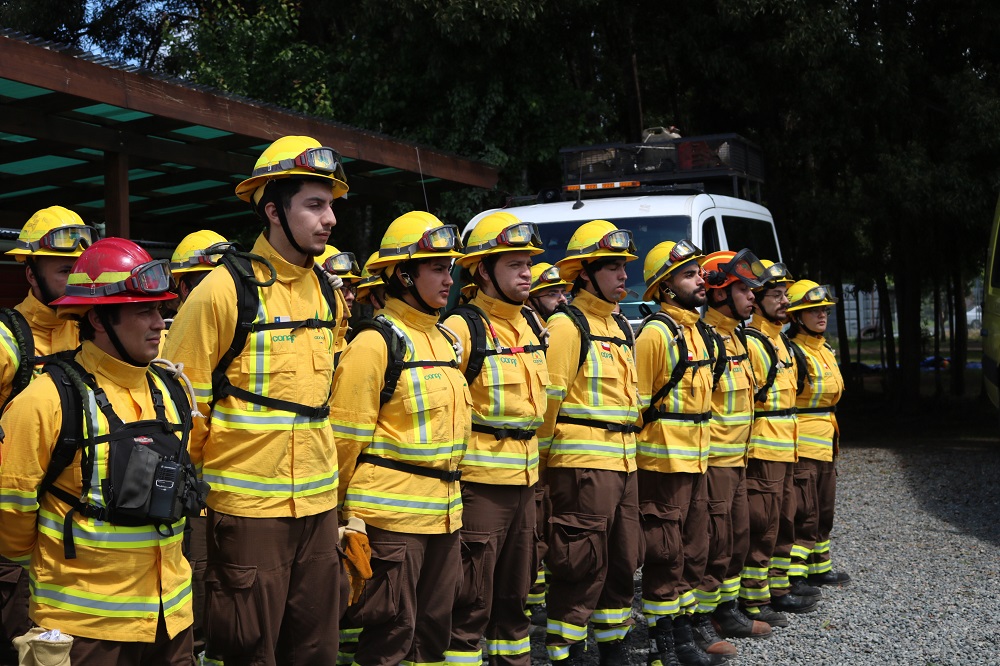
[0,206,92,657]
[163,135,348,665]
[786,281,851,590]
[536,220,642,665]
[331,211,471,665]
[356,251,387,314]
[637,240,734,666]
[740,261,818,627]
[317,245,362,361]
[698,251,773,642]
[443,212,549,665]
[0,238,201,664]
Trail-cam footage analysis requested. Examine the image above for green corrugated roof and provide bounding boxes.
[74,103,152,123]
[0,155,86,175]
[0,132,34,144]
[0,185,58,200]
[0,79,52,100]
[368,167,402,176]
[78,195,148,208]
[154,180,227,195]
[149,203,207,215]
[172,126,233,140]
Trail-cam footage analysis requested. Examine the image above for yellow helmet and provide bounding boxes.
[456,211,543,271]
[642,239,704,301]
[460,282,479,300]
[6,206,95,261]
[786,280,838,313]
[317,245,362,281]
[367,211,463,275]
[356,251,385,301]
[170,230,230,276]
[555,220,638,282]
[754,259,795,291]
[529,262,571,295]
[235,135,349,205]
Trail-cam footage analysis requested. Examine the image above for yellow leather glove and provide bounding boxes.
[339,517,372,606]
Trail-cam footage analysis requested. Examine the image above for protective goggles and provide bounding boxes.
[714,248,765,287]
[322,251,360,276]
[18,225,97,253]
[566,229,637,258]
[759,262,793,284]
[532,265,563,289]
[67,259,174,298]
[792,284,838,308]
[382,224,463,257]
[467,222,542,253]
[170,242,234,270]
[647,239,703,289]
[252,147,346,181]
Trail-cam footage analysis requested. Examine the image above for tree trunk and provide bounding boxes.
[950,268,968,396]
[933,278,942,396]
[875,273,898,398]
[833,274,854,388]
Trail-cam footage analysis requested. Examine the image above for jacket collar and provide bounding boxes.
[471,292,523,322]
[658,301,701,327]
[572,289,616,318]
[793,331,827,350]
[79,340,149,390]
[750,313,785,339]
[17,290,62,331]
[252,234,315,285]
[385,296,441,330]
[703,306,739,335]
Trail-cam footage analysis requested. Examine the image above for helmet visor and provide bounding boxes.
[718,248,765,288]
[417,224,463,252]
[760,262,793,284]
[668,239,702,265]
[536,265,562,286]
[253,146,347,184]
[800,284,838,306]
[469,222,543,253]
[20,225,97,253]
[66,259,174,298]
[599,229,637,254]
[323,251,360,276]
[172,241,234,270]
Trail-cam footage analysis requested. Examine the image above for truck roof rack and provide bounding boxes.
[560,132,765,203]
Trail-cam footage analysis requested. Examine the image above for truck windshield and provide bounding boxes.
[533,215,690,321]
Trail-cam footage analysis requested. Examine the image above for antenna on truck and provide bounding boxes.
[572,165,585,210]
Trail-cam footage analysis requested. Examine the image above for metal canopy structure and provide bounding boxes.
[0,31,499,243]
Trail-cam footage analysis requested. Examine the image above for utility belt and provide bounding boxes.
[644,409,712,424]
[357,453,462,482]
[755,407,798,418]
[796,406,837,415]
[556,415,641,434]
[471,423,537,441]
[215,379,331,419]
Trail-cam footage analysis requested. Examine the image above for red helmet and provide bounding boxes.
[52,238,177,315]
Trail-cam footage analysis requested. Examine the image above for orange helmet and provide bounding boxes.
[700,249,765,290]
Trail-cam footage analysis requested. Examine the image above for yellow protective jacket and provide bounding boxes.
[537,290,639,473]
[0,342,192,642]
[162,234,345,518]
[0,292,80,405]
[444,293,548,486]
[791,332,844,461]
[703,307,754,468]
[331,298,472,534]
[636,302,714,474]
[745,315,798,462]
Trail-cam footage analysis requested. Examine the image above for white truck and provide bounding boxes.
[461,132,784,323]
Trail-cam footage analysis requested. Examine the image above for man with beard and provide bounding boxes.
[636,240,731,666]
[739,261,820,629]
[0,206,93,659]
[697,251,773,642]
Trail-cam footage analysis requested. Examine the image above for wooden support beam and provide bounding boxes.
[104,151,129,239]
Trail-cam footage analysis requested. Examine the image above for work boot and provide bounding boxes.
[742,604,789,628]
[599,639,629,665]
[647,617,681,666]
[691,613,737,659]
[771,592,819,614]
[526,603,548,626]
[561,640,586,666]
[712,600,772,639]
[808,570,852,587]
[789,576,822,598]
[672,615,728,665]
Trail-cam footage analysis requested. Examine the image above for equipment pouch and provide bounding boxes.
[115,444,161,518]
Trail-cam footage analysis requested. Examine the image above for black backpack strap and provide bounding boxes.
[555,304,593,370]
[697,320,728,391]
[313,264,342,323]
[521,307,548,353]
[744,328,780,404]
[611,311,635,349]
[148,363,194,453]
[213,254,260,409]
[447,304,490,384]
[639,313,689,423]
[0,308,34,408]
[789,340,809,396]
[350,316,408,408]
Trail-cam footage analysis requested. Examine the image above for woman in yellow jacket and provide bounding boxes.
[331,211,472,666]
[786,281,851,590]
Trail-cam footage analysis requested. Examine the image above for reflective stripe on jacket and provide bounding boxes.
[792,333,843,461]
[162,234,343,518]
[0,342,192,642]
[537,290,639,473]
[746,315,798,462]
[332,298,472,534]
[704,307,753,467]
[444,293,548,485]
[636,303,713,473]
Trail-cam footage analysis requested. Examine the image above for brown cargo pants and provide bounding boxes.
[527,483,550,606]
[739,459,788,609]
[544,468,641,662]
[795,457,838,576]
[448,482,535,665]
[702,466,749,609]
[638,470,709,620]
[0,556,30,657]
[71,612,193,666]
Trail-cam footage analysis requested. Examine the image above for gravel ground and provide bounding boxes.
[529,427,1000,665]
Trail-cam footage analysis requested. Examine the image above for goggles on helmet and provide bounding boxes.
[711,248,765,288]
[323,251,360,276]
[567,229,637,258]
[170,241,234,270]
[759,262,793,284]
[532,265,563,289]
[467,222,542,253]
[66,259,174,298]
[18,225,97,253]
[382,224,463,257]
[252,146,346,181]
[647,239,703,291]
[793,284,838,307]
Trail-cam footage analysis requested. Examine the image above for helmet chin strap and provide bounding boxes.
[96,306,145,367]
[484,259,520,305]
[26,258,59,309]
[795,314,824,337]
[275,202,308,256]
[395,266,439,315]
[583,261,613,303]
